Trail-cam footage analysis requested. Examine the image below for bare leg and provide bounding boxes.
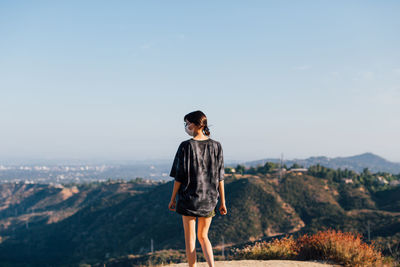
[197,216,214,267]
[182,215,197,267]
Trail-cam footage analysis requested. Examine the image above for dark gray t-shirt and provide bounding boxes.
[169,138,225,217]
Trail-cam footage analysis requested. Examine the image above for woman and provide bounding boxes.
[168,110,227,267]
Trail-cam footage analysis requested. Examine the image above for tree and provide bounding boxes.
[247,166,257,175]
[290,163,302,169]
[235,164,246,175]
[363,167,371,176]
[263,162,277,173]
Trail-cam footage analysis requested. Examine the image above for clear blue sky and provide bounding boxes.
[1,1,399,163]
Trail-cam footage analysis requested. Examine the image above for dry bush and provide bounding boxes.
[295,229,383,266]
[233,235,297,260]
[233,229,390,266]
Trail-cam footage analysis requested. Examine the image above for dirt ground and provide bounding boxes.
[163,259,342,267]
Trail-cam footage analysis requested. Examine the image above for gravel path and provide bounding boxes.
[163,259,341,267]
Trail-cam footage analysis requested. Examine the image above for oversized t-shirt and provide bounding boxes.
[169,138,224,217]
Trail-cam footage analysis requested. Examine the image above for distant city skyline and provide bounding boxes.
[1,151,399,166]
[1,1,399,162]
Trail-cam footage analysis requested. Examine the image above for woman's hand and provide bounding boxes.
[219,203,227,215]
[168,199,176,211]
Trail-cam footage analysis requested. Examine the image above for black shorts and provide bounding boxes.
[179,208,216,218]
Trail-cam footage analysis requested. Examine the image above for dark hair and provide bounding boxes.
[184,110,211,136]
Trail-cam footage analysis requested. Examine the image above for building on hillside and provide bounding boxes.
[341,178,353,184]
[376,176,389,185]
[226,167,236,173]
[287,168,308,175]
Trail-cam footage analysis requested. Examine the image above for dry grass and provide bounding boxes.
[233,236,297,260]
[233,229,395,267]
[296,229,384,266]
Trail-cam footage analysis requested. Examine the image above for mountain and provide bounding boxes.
[243,152,400,174]
[0,172,399,266]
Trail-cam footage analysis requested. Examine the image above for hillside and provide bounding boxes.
[245,152,400,174]
[0,172,399,266]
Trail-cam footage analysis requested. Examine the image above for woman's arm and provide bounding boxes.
[171,180,181,201]
[168,180,181,211]
[218,180,227,215]
[218,180,225,204]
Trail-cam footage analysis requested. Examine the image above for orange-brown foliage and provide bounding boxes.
[296,229,384,266]
[233,229,389,266]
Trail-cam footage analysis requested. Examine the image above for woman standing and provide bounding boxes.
[168,110,227,267]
